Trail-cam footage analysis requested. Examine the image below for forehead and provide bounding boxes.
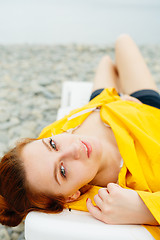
[22,139,52,168]
[21,139,55,192]
[23,139,41,152]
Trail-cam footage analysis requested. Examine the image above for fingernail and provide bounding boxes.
[86,198,89,202]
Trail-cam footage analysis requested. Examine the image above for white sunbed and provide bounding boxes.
[25,81,154,240]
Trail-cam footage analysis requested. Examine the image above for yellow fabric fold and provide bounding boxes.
[38,87,160,239]
[65,186,101,212]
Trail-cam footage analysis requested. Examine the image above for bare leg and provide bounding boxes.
[92,56,122,93]
[115,34,158,95]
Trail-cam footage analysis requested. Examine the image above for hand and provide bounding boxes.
[120,94,142,104]
[86,183,158,225]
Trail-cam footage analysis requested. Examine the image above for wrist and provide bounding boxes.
[133,193,158,225]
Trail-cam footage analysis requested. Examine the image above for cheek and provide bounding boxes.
[72,163,94,183]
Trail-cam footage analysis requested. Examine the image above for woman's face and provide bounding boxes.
[21,133,102,200]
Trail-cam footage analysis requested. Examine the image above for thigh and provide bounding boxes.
[115,34,158,95]
[92,56,122,93]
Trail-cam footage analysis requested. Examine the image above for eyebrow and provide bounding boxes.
[41,139,60,185]
[42,138,52,151]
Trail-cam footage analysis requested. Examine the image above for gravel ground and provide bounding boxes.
[0,44,160,239]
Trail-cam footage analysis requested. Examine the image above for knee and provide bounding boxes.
[100,55,113,65]
[115,34,133,47]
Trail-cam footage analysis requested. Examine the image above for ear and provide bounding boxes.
[65,190,81,203]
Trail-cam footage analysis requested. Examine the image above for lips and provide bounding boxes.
[81,140,92,158]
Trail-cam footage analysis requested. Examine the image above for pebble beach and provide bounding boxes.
[0,43,160,239]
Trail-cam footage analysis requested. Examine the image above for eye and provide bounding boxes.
[49,138,57,150]
[60,163,66,178]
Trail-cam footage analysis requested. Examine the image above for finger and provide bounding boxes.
[94,194,103,209]
[86,198,102,221]
[135,99,142,104]
[107,183,120,193]
[121,95,142,104]
[98,188,109,200]
[128,96,142,104]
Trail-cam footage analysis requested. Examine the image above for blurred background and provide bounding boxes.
[0,1,160,240]
[0,0,160,45]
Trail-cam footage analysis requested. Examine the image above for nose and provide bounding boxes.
[60,141,81,160]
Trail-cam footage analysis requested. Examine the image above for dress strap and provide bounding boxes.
[68,107,97,120]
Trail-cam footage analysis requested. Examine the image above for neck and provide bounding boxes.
[71,110,122,187]
[89,141,122,187]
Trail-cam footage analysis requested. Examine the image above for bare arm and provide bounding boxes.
[120,94,142,104]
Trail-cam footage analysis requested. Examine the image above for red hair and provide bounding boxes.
[0,138,66,227]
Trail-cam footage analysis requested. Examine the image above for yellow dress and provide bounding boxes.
[38,88,160,239]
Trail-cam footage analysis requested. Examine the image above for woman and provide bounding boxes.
[0,35,160,237]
